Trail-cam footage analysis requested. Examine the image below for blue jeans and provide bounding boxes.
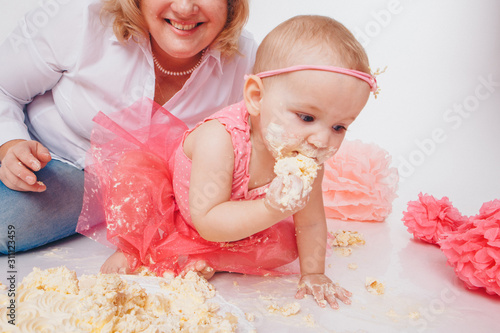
[0,160,84,254]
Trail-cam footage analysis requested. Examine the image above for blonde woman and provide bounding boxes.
[0,0,256,253]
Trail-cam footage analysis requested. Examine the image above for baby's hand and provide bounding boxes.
[264,175,310,214]
[296,273,352,309]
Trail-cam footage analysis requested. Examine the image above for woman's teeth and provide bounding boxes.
[168,20,199,31]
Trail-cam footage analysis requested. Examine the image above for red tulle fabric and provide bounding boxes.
[322,139,399,222]
[402,194,500,296]
[77,98,298,277]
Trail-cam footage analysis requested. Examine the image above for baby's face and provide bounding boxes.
[258,70,370,164]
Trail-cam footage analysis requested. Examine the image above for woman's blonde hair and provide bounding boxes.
[101,0,249,57]
[253,15,370,75]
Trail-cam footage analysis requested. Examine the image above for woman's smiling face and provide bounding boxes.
[142,0,228,58]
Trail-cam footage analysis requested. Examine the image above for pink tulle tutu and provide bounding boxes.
[77,98,298,277]
[402,194,500,296]
[322,139,399,222]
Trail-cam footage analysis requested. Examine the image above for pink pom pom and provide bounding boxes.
[439,200,500,296]
[322,140,399,222]
[402,193,469,244]
[474,199,500,222]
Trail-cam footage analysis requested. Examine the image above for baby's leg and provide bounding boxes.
[101,250,131,274]
[181,260,215,280]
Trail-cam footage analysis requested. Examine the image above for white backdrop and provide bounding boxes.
[1,2,500,332]
[1,0,498,216]
[246,0,500,217]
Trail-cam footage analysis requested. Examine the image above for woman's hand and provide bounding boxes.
[296,273,352,309]
[264,175,311,214]
[0,139,51,192]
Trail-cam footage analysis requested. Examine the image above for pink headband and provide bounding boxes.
[253,65,378,93]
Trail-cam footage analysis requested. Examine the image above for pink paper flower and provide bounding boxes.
[402,193,469,244]
[439,200,500,296]
[322,140,399,222]
[473,199,500,222]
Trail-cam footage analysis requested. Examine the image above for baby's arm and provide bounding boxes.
[185,120,292,242]
[294,169,352,309]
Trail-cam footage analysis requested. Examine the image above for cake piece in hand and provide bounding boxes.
[272,153,320,211]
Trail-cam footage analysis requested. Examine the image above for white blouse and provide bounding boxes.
[0,0,257,169]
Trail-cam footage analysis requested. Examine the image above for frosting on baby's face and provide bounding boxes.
[264,122,338,164]
[252,68,369,166]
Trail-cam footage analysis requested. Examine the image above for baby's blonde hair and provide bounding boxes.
[253,15,370,75]
[101,0,249,57]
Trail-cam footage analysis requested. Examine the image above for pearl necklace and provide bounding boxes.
[152,49,206,76]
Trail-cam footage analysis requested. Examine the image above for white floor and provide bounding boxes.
[2,192,500,333]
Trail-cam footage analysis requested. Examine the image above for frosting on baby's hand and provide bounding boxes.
[265,175,308,213]
[265,154,319,212]
[296,273,352,309]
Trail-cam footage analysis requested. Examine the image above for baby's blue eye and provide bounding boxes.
[297,114,314,122]
[333,125,347,132]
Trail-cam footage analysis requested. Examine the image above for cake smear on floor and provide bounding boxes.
[0,266,242,332]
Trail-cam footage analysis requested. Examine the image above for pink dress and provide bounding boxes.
[78,98,298,277]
